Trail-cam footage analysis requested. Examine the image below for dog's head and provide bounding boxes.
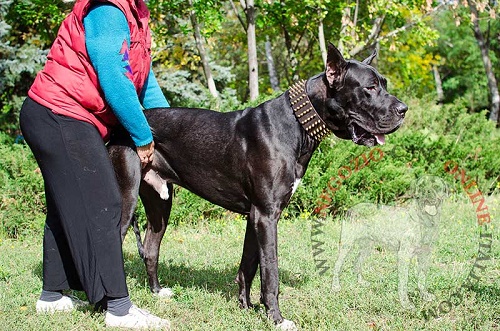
[411,175,448,218]
[320,43,407,147]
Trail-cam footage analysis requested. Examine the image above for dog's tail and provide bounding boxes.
[131,215,145,259]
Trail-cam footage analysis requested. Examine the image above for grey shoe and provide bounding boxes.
[105,305,170,329]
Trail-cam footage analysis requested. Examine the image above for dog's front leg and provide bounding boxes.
[251,207,281,323]
[236,220,259,309]
[416,247,435,302]
[247,206,297,330]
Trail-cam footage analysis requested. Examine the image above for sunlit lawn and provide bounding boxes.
[0,196,498,330]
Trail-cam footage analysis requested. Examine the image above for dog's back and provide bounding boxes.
[341,203,420,249]
[142,98,306,214]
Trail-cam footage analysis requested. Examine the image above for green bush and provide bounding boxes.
[0,133,45,238]
[289,97,500,217]
[2,96,499,238]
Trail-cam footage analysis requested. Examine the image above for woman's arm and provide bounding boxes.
[84,2,153,147]
[140,65,170,109]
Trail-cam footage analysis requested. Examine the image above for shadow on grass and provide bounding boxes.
[33,262,43,281]
[471,283,500,305]
[123,251,310,297]
[31,247,310,304]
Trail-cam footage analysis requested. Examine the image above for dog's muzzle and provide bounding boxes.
[348,123,388,147]
[349,101,407,147]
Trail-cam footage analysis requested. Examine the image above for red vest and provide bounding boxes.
[28,0,151,141]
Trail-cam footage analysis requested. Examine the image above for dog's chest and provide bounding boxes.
[291,178,301,195]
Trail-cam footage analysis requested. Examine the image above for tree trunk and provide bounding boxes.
[318,16,327,67]
[188,0,219,101]
[432,65,444,105]
[337,5,351,55]
[468,0,500,122]
[246,0,259,101]
[281,25,298,82]
[265,36,280,91]
[352,0,359,41]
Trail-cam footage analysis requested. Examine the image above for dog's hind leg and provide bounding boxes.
[332,214,358,292]
[138,181,174,297]
[331,241,352,292]
[131,214,145,259]
[235,219,259,309]
[108,144,141,241]
[397,244,414,310]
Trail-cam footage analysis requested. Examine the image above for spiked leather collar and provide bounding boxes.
[288,80,331,142]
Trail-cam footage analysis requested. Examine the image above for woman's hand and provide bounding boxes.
[137,141,154,168]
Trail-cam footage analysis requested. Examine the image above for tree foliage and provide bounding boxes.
[1,0,500,132]
[432,2,499,114]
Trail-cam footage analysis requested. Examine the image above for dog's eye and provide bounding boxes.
[365,86,378,92]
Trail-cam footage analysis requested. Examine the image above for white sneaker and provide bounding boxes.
[105,305,171,329]
[36,295,87,313]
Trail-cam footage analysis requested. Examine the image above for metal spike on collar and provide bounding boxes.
[288,80,330,142]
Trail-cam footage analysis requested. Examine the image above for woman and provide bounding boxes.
[20,0,170,328]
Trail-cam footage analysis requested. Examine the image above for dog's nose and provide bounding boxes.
[395,103,408,116]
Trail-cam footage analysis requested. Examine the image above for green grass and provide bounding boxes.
[0,197,498,331]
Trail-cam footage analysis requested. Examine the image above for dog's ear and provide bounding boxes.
[362,49,377,65]
[326,42,347,88]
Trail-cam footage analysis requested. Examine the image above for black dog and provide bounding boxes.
[108,43,407,329]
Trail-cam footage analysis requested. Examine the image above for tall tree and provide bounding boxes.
[187,0,219,102]
[467,0,499,122]
[337,0,444,57]
[245,0,259,101]
[432,65,444,105]
[265,36,280,91]
[259,0,331,83]
[0,0,70,132]
[316,1,331,67]
[229,0,259,101]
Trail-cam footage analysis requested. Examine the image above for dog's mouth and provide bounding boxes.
[348,123,388,147]
[416,193,445,217]
[420,198,441,216]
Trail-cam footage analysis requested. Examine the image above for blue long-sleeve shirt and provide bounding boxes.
[83,3,169,147]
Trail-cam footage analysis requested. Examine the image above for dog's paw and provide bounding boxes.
[421,291,435,302]
[400,300,416,311]
[331,281,341,292]
[154,287,174,298]
[357,279,371,287]
[276,319,298,331]
[160,184,170,200]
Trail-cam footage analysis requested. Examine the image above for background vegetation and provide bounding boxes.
[1,0,500,232]
[0,1,499,329]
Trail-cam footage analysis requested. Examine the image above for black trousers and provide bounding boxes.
[20,97,128,303]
